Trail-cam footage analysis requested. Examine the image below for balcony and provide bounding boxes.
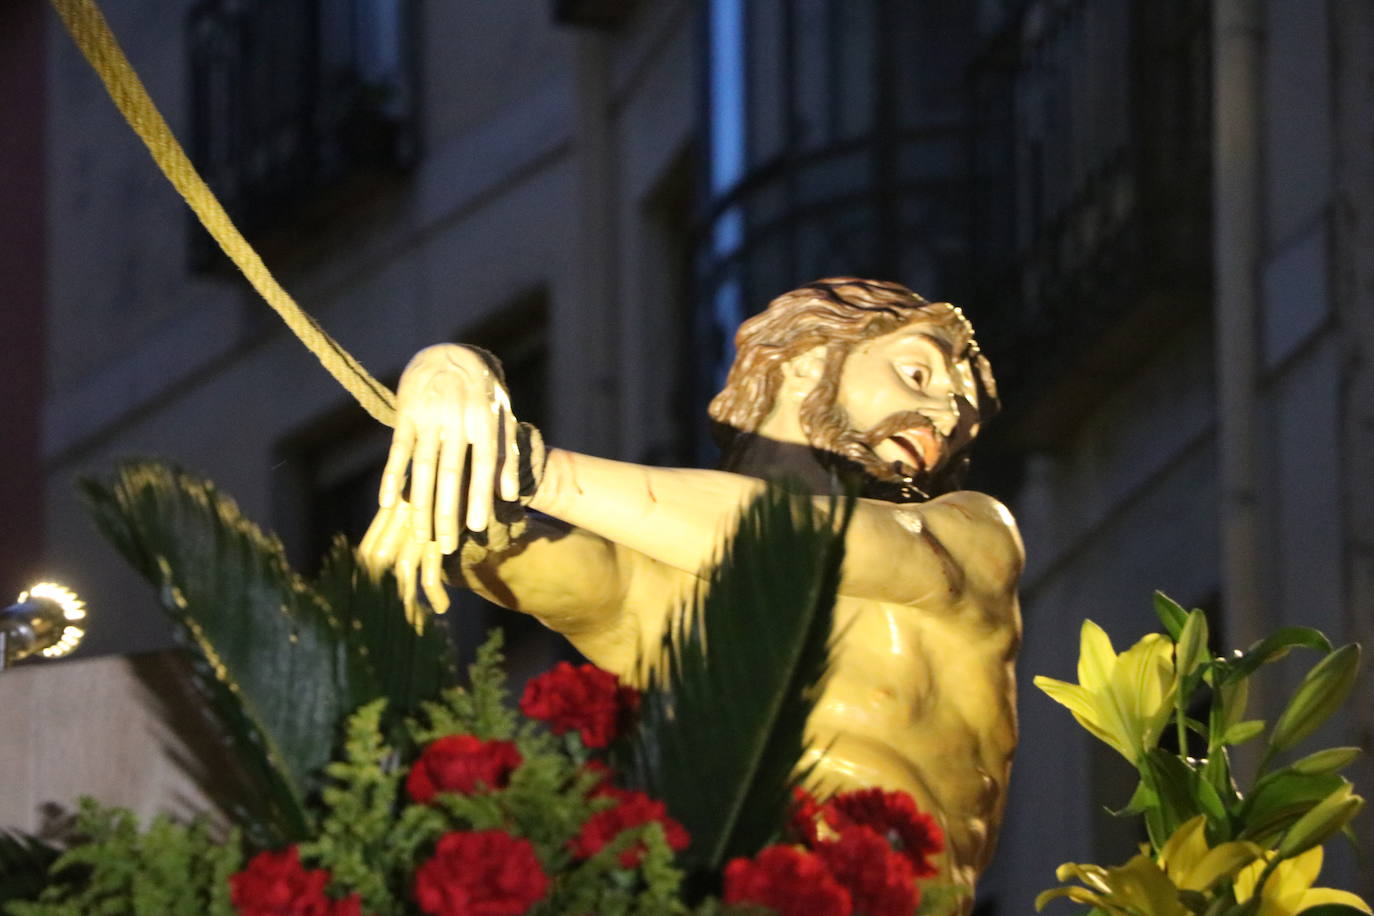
[693,0,982,448]
[968,0,1212,446]
[188,0,418,266]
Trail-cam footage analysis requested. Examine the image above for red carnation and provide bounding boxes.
[519,662,639,748]
[724,844,852,916]
[788,786,824,846]
[816,826,919,916]
[406,735,522,804]
[414,830,549,916]
[570,787,689,867]
[824,788,943,877]
[229,846,362,916]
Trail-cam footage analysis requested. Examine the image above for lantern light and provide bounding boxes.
[0,582,87,671]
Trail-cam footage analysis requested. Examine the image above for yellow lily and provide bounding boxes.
[1036,817,1260,915]
[1035,853,1186,915]
[1233,846,1372,916]
[1034,620,1177,762]
[1156,815,1262,892]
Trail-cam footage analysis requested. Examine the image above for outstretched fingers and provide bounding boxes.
[379,416,416,509]
[465,402,498,533]
[434,433,465,554]
[421,541,450,615]
[359,502,407,574]
[395,536,422,622]
[497,388,520,503]
[409,426,441,544]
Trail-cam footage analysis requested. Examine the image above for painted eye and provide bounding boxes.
[905,366,928,387]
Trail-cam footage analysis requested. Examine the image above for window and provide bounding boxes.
[188,0,418,265]
[696,0,980,396]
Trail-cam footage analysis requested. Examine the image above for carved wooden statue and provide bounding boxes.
[361,278,1023,905]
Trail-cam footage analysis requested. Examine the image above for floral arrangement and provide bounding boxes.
[2,463,1367,915]
[4,635,950,916]
[0,462,957,916]
[1035,594,1369,916]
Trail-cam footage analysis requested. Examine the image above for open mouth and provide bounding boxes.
[888,434,925,474]
[880,425,945,477]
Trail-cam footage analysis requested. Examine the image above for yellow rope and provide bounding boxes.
[49,0,398,427]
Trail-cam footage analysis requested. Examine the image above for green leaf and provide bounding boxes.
[81,463,334,841]
[80,460,458,844]
[1176,610,1210,681]
[299,699,403,915]
[1138,750,1229,839]
[1178,889,1210,913]
[1217,677,1250,737]
[1142,749,1203,844]
[1269,645,1361,753]
[1224,628,1335,683]
[1277,782,1363,859]
[622,483,850,874]
[1295,907,1374,915]
[313,537,458,721]
[0,831,59,906]
[1222,720,1266,747]
[1202,750,1239,810]
[1193,770,1229,829]
[1154,592,1189,640]
[1108,779,1157,817]
[1237,770,1347,846]
[5,801,243,915]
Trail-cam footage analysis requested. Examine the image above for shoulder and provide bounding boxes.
[890,490,1025,592]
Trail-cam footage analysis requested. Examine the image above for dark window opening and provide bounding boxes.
[188,0,419,269]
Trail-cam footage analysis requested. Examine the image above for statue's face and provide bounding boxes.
[826,322,981,481]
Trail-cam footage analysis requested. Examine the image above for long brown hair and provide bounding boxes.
[708,278,999,464]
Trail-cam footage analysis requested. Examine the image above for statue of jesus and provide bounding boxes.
[361,278,1023,904]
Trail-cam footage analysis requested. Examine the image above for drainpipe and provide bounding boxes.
[1213,1,1265,657]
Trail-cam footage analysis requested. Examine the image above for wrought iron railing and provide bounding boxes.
[188,0,418,265]
[968,0,1212,437]
[692,0,984,461]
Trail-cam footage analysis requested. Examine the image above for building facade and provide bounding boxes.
[9,0,1374,906]
[38,0,699,663]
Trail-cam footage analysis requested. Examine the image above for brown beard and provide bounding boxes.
[804,405,946,502]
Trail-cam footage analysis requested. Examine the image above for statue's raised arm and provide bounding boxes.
[363,278,1022,910]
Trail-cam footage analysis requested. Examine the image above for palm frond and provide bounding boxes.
[622,482,852,875]
[313,536,458,720]
[80,460,458,845]
[81,462,343,842]
[0,831,58,906]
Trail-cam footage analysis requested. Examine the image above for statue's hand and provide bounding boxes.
[358,499,447,622]
[379,344,520,554]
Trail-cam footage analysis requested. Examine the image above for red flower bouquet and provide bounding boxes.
[406,735,523,803]
[518,661,639,748]
[816,826,919,916]
[229,847,361,916]
[413,830,549,916]
[570,787,690,867]
[824,787,944,877]
[725,843,853,915]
